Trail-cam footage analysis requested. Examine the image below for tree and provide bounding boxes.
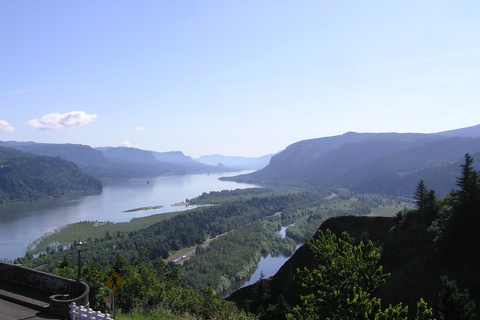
[414,179,429,212]
[287,230,434,320]
[438,276,476,320]
[455,154,478,211]
[53,255,77,280]
[414,179,436,216]
[436,154,480,254]
[82,262,109,312]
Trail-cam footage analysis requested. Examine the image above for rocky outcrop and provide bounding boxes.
[227,215,394,311]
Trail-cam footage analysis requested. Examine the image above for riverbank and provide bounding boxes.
[24,211,184,256]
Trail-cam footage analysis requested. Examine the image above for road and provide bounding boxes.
[167,242,211,264]
[0,298,62,320]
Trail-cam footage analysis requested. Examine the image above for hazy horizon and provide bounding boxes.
[2,1,480,158]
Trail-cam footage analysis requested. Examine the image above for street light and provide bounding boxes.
[76,241,82,284]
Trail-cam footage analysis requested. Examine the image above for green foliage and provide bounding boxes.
[287,230,434,320]
[429,153,480,263]
[52,259,77,280]
[81,192,325,268]
[413,179,436,216]
[82,262,110,312]
[108,247,256,319]
[455,154,478,209]
[284,194,398,242]
[26,211,184,255]
[189,188,292,205]
[438,276,476,320]
[287,230,390,319]
[181,219,296,293]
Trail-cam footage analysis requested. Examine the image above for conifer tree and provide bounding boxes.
[438,276,476,320]
[455,154,478,211]
[414,179,429,212]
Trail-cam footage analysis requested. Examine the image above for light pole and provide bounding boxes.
[76,241,82,284]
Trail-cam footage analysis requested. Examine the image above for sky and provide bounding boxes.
[1,1,480,158]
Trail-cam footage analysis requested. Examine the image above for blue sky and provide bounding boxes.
[1,1,480,157]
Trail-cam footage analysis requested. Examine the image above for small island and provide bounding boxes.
[123,205,164,213]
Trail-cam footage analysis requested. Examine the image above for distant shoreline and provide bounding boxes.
[172,202,190,207]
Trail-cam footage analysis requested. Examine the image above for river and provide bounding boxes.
[0,171,259,261]
[222,225,301,296]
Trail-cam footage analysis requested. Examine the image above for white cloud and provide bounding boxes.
[26,111,97,130]
[0,120,15,132]
[121,141,131,147]
[135,126,146,131]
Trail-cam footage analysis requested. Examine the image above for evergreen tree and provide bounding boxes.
[414,179,429,212]
[414,179,436,217]
[438,276,476,320]
[455,154,478,211]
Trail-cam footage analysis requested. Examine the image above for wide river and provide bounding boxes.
[0,171,260,261]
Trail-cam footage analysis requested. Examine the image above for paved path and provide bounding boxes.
[0,298,62,320]
[0,280,64,320]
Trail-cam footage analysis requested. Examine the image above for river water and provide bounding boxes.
[221,226,301,296]
[0,171,259,261]
[238,226,300,288]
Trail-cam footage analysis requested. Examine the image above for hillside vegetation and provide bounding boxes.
[5,125,480,318]
[12,186,409,318]
[0,147,102,205]
[229,154,480,319]
[227,127,480,197]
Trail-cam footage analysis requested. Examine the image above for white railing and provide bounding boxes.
[69,302,112,320]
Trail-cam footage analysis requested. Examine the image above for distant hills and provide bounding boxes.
[0,147,102,205]
[3,124,480,197]
[195,154,274,170]
[0,142,237,180]
[226,124,480,197]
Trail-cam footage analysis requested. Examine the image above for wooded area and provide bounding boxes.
[0,147,102,205]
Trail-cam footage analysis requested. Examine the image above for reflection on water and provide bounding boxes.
[0,171,258,260]
[223,225,301,297]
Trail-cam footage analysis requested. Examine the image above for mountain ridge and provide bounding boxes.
[195,154,274,170]
[225,125,480,197]
[0,142,231,180]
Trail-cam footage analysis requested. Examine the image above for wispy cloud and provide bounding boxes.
[26,111,97,130]
[135,126,147,131]
[0,85,74,96]
[229,91,278,98]
[0,120,15,132]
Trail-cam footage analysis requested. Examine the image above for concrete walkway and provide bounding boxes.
[0,280,65,319]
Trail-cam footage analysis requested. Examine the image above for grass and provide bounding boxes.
[27,210,187,254]
[116,311,197,320]
[370,202,413,216]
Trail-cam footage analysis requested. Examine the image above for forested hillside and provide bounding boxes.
[0,141,225,180]
[228,129,480,197]
[0,147,102,205]
[11,186,411,319]
[229,154,480,320]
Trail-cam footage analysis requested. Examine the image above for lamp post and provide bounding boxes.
[76,241,82,284]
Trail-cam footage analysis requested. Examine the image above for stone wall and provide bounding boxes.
[0,262,89,318]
